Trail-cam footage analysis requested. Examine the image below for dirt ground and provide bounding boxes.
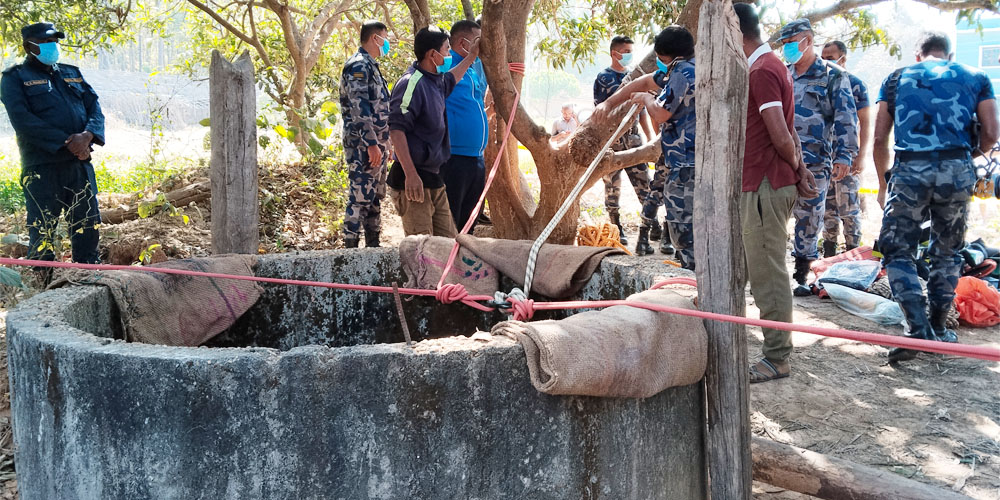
[0,172,997,499]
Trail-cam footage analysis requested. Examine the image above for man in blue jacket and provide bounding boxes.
[1,22,105,265]
[386,27,480,236]
[441,20,488,231]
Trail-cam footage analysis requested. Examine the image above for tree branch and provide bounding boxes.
[461,0,475,21]
[186,0,257,46]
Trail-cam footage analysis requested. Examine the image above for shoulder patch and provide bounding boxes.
[64,77,83,83]
[23,79,48,86]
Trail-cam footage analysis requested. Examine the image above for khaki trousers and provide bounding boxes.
[389,187,457,237]
[740,178,797,362]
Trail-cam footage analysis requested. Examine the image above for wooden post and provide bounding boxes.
[209,50,259,255]
[692,1,751,499]
[752,437,973,500]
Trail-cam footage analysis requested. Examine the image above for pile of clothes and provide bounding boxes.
[807,239,1000,328]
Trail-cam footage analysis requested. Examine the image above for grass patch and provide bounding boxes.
[0,153,187,214]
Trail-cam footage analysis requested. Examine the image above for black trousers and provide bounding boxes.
[440,154,486,232]
[22,160,101,263]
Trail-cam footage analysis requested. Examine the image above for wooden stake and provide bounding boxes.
[209,50,259,255]
[692,1,751,498]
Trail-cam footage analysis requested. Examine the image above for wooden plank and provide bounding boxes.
[209,50,259,255]
[692,1,751,498]
[752,437,973,500]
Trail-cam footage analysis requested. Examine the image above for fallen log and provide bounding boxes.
[752,436,971,500]
[101,180,211,225]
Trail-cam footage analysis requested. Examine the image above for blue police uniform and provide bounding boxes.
[650,59,697,270]
[876,59,994,350]
[593,67,650,224]
[789,57,859,261]
[823,72,869,251]
[339,47,390,245]
[1,56,104,263]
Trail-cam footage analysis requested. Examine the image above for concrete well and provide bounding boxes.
[7,249,705,500]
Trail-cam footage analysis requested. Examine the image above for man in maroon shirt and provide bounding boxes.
[735,3,818,383]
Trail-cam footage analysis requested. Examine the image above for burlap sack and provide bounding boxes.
[51,254,261,346]
[399,235,499,296]
[492,289,707,398]
[456,234,625,299]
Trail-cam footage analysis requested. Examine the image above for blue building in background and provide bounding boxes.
[956,17,1000,89]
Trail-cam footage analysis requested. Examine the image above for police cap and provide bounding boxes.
[777,19,812,41]
[21,22,66,41]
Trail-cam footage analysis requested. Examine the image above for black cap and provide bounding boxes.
[21,22,66,41]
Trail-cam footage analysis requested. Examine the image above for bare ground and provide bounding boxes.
[0,170,996,499]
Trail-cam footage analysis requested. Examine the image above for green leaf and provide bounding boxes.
[199,118,211,127]
[0,267,23,289]
[320,101,337,115]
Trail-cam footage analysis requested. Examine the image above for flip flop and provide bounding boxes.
[749,358,790,384]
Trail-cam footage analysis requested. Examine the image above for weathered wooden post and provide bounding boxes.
[209,50,259,254]
[692,0,751,498]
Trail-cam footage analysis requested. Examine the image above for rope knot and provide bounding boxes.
[435,283,469,304]
[494,288,534,321]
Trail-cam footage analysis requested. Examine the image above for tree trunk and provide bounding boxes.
[752,437,973,500]
[692,1,751,499]
[479,0,661,244]
[461,0,475,21]
[403,0,431,32]
[209,50,259,255]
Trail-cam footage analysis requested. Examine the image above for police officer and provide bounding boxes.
[1,22,105,266]
[340,21,391,248]
[821,40,870,257]
[593,35,652,247]
[873,32,998,362]
[777,19,858,295]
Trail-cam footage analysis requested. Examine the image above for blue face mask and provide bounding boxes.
[656,57,670,73]
[33,41,60,66]
[379,36,390,57]
[619,52,633,67]
[782,38,805,65]
[436,52,453,73]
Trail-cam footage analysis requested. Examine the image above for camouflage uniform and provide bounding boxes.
[789,58,858,259]
[654,59,697,269]
[593,67,650,216]
[340,47,390,242]
[823,72,869,249]
[877,59,994,340]
[641,155,667,226]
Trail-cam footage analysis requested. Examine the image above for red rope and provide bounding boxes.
[2,257,997,362]
[436,62,525,290]
[0,257,496,312]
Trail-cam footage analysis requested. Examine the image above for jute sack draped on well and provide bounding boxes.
[492,289,708,398]
[399,235,499,296]
[50,254,261,346]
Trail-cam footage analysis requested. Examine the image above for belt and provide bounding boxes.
[895,148,969,162]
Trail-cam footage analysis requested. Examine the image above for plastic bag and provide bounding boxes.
[954,276,1000,327]
[818,260,882,291]
[823,283,905,326]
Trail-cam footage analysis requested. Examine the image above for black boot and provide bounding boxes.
[635,227,654,256]
[888,302,933,363]
[364,230,381,248]
[659,220,675,255]
[822,240,838,258]
[649,218,662,242]
[344,236,360,249]
[792,257,813,296]
[609,212,628,246]
[845,243,858,252]
[929,305,958,343]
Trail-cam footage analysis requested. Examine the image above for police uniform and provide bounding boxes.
[0,23,104,263]
[784,48,858,263]
[652,59,697,270]
[877,58,994,351]
[339,47,390,246]
[593,67,651,235]
[823,71,869,252]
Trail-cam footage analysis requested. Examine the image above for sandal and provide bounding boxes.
[749,358,790,384]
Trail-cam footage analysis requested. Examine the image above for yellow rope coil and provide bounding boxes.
[577,223,632,255]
